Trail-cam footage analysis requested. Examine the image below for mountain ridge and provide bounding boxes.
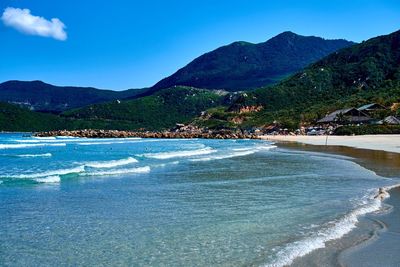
[151,31,355,92]
[0,80,147,113]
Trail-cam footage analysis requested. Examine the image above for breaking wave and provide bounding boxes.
[16,153,52,158]
[81,166,151,176]
[0,143,66,149]
[8,166,85,179]
[265,192,383,267]
[84,157,138,168]
[34,176,61,183]
[192,145,277,161]
[191,150,256,161]
[144,147,216,159]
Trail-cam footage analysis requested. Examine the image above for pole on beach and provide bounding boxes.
[325,135,328,146]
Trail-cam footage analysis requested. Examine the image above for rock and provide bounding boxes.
[374,187,390,200]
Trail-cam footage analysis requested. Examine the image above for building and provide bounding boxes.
[379,116,400,125]
[357,103,386,113]
[317,108,371,124]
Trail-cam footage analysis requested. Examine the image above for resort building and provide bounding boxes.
[317,108,371,124]
[379,115,400,125]
[357,103,386,113]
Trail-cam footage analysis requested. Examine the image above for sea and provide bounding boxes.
[0,133,397,266]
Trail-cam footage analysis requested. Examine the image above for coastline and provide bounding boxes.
[261,135,400,266]
[260,134,400,154]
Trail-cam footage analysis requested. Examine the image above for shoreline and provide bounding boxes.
[33,129,260,139]
[260,134,400,154]
[263,136,400,266]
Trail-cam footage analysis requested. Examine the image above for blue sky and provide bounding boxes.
[1,0,399,90]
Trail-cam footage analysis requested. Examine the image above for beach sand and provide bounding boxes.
[261,134,400,154]
[261,136,400,266]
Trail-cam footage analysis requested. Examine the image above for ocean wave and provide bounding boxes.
[77,140,145,146]
[8,166,85,179]
[16,153,52,158]
[81,166,151,176]
[191,150,256,161]
[0,143,66,149]
[143,147,216,159]
[77,141,126,145]
[34,176,61,183]
[84,157,138,168]
[32,137,57,140]
[265,193,382,267]
[191,145,276,161]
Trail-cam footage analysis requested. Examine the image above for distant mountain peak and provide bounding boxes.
[273,31,298,38]
[152,32,355,91]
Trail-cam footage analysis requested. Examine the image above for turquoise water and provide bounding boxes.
[0,133,396,266]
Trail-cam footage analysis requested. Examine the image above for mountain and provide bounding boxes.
[62,86,224,130]
[151,31,355,92]
[202,30,400,129]
[0,80,147,113]
[0,102,67,131]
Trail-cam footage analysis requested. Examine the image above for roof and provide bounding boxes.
[317,108,370,123]
[358,103,386,111]
[382,116,400,125]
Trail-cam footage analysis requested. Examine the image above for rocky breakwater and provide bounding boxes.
[34,126,260,139]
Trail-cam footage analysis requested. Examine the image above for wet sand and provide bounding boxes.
[270,142,400,267]
[339,187,400,267]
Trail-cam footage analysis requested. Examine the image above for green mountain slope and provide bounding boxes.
[63,86,223,130]
[0,80,147,113]
[151,32,354,92]
[208,30,400,128]
[0,102,68,131]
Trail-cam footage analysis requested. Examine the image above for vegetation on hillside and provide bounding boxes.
[152,31,354,91]
[0,80,147,113]
[63,86,223,130]
[2,30,400,133]
[0,102,68,131]
[199,30,400,130]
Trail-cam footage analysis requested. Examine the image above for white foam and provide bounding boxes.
[32,137,57,140]
[34,176,61,183]
[9,166,85,179]
[77,141,125,145]
[82,166,151,176]
[232,148,253,151]
[16,153,52,158]
[144,147,216,159]
[84,157,138,168]
[265,194,383,267]
[191,150,256,161]
[191,145,276,162]
[77,140,145,145]
[0,143,66,149]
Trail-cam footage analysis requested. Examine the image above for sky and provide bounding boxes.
[1,0,400,90]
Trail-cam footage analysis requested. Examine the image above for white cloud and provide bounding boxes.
[1,7,67,41]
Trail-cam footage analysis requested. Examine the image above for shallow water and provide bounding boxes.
[0,133,396,266]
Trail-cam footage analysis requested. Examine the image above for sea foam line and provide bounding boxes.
[191,145,276,161]
[77,140,148,145]
[143,147,216,159]
[16,153,52,158]
[8,166,85,179]
[191,150,256,161]
[265,193,383,267]
[84,157,138,168]
[81,166,151,176]
[0,143,66,149]
[34,176,61,183]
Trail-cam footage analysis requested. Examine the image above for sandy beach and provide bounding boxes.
[260,134,400,154]
[261,134,400,266]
